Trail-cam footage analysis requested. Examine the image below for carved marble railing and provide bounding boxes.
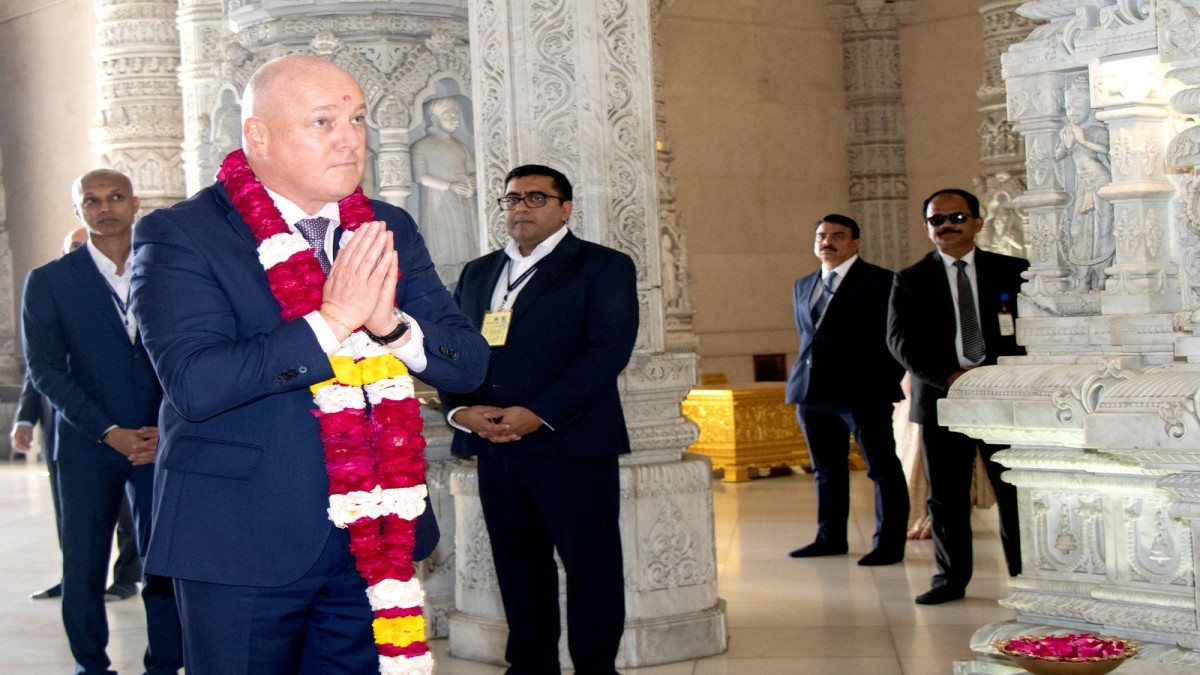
[943,3,1200,670]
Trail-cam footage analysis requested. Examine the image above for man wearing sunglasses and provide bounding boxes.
[441,164,638,674]
[887,188,1029,605]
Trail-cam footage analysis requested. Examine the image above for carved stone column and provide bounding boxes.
[92,0,184,212]
[0,146,17,423]
[940,1,1200,669]
[177,0,228,196]
[825,0,910,271]
[649,0,696,353]
[452,0,723,668]
[974,0,1036,259]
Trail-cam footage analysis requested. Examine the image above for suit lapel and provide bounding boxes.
[214,182,263,251]
[509,231,581,325]
[65,248,129,342]
[796,272,819,334]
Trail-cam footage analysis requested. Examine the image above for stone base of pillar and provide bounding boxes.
[447,601,728,668]
[448,453,728,668]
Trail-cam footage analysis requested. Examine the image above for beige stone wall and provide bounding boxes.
[659,0,847,384]
[900,1,986,267]
[0,0,96,340]
[661,0,986,383]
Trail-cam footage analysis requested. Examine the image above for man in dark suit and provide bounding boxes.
[22,169,182,674]
[887,188,1028,605]
[441,165,638,675]
[131,55,487,673]
[14,226,142,603]
[785,214,908,566]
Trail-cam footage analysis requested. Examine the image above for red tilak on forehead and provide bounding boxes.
[343,94,351,102]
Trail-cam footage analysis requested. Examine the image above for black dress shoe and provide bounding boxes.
[30,583,62,600]
[788,541,849,558]
[104,582,138,602]
[857,549,904,566]
[914,586,965,605]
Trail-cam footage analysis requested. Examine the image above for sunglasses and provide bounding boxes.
[925,212,972,227]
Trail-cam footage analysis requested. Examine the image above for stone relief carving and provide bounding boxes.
[1056,76,1114,291]
[412,96,479,284]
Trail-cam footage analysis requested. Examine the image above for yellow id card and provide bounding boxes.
[481,309,512,346]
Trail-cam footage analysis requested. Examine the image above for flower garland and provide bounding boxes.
[218,149,432,674]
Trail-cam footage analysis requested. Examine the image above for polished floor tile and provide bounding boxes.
[0,457,1017,673]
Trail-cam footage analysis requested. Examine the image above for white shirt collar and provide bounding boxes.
[84,240,131,279]
[824,254,858,281]
[504,225,570,265]
[263,187,341,227]
[936,246,976,269]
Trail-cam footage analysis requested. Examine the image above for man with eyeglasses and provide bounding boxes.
[887,188,1029,605]
[440,164,638,674]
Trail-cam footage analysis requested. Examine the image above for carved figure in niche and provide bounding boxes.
[982,190,1026,258]
[1055,77,1114,291]
[412,97,477,284]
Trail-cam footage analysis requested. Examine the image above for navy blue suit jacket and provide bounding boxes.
[131,183,488,586]
[887,248,1029,425]
[786,258,904,407]
[22,247,161,465]
[15,373,55,441]
[440,231,638,457]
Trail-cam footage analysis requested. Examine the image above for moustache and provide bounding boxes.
[936,228,963,236]
[820,246,837,252]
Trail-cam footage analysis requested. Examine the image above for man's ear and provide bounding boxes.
[243,118,268,156]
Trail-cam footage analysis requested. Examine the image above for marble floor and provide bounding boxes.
[0,456,1018,674]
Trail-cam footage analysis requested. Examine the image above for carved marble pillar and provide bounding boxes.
[975,0,1036,259]
[92,0,185,212]
[940,1,1200,670]
[649,0,696,353]
[452,0,723,668]
[0,146,16,415]
[825,0,910,272]
[177,0,228,196]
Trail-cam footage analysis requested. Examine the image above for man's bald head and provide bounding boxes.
[62,227,88,255]
[239,55,369,214]
[71,169,133,208]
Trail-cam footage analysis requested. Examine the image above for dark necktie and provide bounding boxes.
[811,271,838,324]
[954,259,986,362]
[295,217,332,274]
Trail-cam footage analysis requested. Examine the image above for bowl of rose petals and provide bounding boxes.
[992,633,1138,675]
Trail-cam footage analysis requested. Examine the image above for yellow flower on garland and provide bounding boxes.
[373,614,426,648]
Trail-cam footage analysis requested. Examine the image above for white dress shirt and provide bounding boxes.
[86,241,136,343]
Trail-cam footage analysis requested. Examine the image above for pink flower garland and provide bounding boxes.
[219,149,432,674]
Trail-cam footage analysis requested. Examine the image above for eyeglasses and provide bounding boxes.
[496,192,566,210]
[925,212,972,227]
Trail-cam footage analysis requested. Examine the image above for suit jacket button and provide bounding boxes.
[298,366,308,374]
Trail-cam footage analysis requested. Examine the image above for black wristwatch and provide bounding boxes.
[365,310,411,345]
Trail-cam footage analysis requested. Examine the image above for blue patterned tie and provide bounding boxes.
[295,217,332,274]
[811,271,837,324]
[954,260,986,362]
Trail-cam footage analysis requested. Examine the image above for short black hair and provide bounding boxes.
[504,165,573,202]
[816,213,860,239]
[923,188,980,218]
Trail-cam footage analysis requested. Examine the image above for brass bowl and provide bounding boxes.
[992,635,1138,675]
